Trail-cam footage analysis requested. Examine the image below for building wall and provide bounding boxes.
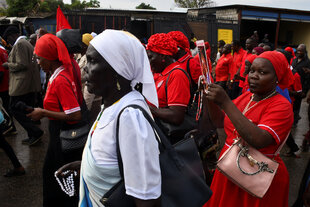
[279,21,310,50]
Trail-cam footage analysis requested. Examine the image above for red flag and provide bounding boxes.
[56,6,72,32]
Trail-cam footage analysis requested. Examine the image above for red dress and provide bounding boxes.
[205,91,293,207]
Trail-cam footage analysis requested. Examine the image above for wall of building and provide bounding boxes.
[279,21,310,50]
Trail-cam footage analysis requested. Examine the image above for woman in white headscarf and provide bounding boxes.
[56,30,161,207]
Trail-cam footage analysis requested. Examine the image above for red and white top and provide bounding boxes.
[230,48,246,82]
[43,66,80,119]
[154,62,190,108]
[0,47,9,92]
[215,53,232,82]
[289,72,302,104]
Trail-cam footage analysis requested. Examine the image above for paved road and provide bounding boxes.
[0,99,309,207]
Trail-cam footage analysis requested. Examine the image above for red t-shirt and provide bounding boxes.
[154,62,190,108]
[239,52,252,88]
[289,72,302,104]
[224,91,293,156]
[215,53,232,82]
[70,56,83,105]
[44,66,80,119]
[230,48,246,82]
[0,47,9,92]
[175,52,201,84]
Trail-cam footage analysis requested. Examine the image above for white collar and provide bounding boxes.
[49,66,65,84]
[14,36,26,46]
[97,91,145,129]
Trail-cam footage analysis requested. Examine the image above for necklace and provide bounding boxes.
[90,99,121,137]
[242,90,277,115]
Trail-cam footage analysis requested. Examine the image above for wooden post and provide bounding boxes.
[275,13,280,49]
[79,16,81,30]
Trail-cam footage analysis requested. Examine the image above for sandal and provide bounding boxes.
[4,167,25,177]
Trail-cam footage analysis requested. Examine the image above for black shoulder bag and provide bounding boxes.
[100,104,212,207]
[58,74,90,153]
[155,68,198,144]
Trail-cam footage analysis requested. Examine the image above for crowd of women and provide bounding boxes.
[1,26,310,207]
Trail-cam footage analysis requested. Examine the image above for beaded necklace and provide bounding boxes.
[242,90,277,115]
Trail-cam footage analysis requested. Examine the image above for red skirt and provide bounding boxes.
[204,156,289,207]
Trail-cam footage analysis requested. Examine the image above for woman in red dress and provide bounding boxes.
[203,51,293,207]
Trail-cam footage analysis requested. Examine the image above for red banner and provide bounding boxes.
[56,6,72,32]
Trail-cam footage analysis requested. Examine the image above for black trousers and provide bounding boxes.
[9,93,42,138]
[0,132,21,168]
[286,133,299,152]
[43,120,82,207]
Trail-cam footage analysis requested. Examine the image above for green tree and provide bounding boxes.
[39,0,65,13]
[6,0,39,16]
[136,3,156,10]
[174,0,213,8]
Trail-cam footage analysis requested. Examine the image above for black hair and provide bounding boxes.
[276,49,292,64]
[232,40,241,47]
[218,40,226,47]
[3,26,19,41]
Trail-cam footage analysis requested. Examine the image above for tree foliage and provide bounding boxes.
[174,0,213,8]
[5,0,100,16]
[135,3,156,10]
[6,0,38,16]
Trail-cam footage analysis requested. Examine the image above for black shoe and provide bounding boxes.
[28,136,41,146]
[22,138,30,145]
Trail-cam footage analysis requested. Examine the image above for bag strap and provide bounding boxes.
[115,104,179,178]
[186,57,195,85]
[165,68,193,104]
[274,132,290,156]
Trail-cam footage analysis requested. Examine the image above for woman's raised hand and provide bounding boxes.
[204,83,230,108]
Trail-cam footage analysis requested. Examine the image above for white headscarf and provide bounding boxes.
[90,29,158,107]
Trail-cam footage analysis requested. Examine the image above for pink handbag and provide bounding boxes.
[217,136,288,198]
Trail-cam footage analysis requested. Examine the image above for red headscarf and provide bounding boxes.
[285,47,296,58]
[253,47,264,55]
[257,51,294,89]
[34,33,73,78]
[246,54,257,64]
[167,31,190,51]
[205,41,211,58]
[146,33,178,56]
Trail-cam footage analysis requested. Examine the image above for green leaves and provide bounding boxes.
[135,3,156,10]
[174,0,213,8]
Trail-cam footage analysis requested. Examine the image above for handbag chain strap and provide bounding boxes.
[236,142,275,175]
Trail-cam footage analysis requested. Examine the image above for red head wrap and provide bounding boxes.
[167,31,190,50]
[205,41,211,58]
[285,47,296,58]
[257,51,294,89]
[34,33,73,77]
[146,33,178,56]
[246,54,257,64]
[253,47,264,55]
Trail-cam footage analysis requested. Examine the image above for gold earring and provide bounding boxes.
[116,80,121,91]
